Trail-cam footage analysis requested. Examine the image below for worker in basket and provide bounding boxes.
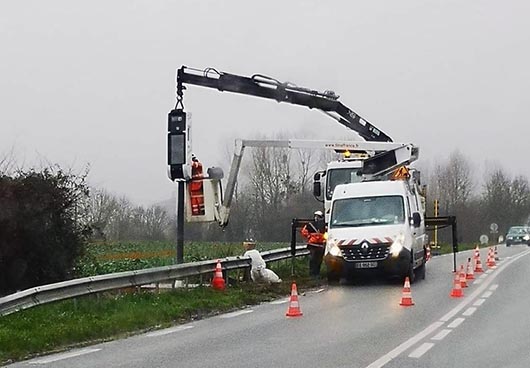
[300,210,327,278]
[189,154,205,216]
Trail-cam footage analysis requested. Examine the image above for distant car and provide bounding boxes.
[505,226,530,246]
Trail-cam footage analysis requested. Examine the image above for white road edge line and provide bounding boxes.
[473,298,486,307]
[462,307,477,316]
[219,309,254,319]
[474,279,483,285]
[313,288,326,294]
[364,248,530,368]
[365,321,444,368]
[481,291,493,298]
[479,273,488,279]
[431,329,452,341]
[447,317,465,328]
[489,284,499,291]
[269,299,289,305]
[408,343,435,358]
[28,348,101,365]
[146,325,194,337]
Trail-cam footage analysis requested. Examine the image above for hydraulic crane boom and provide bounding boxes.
[176,66,392,142]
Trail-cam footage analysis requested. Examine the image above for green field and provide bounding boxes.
[75,241,288,277]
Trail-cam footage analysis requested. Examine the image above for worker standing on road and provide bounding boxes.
[301,210,326,278]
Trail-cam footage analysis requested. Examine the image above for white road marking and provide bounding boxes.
[146,325,194,337]
[474,279,483,285]
[408,343,435,358]
[447,317,465,328]
[269,299,288,305]
[219,309,254,319]
[365,321,444,368]
[431,329,452,341]
[479,273,488,279]
[485,269,492,274]
[462,307,476,316]
[313,288,326,294]
[365,249,530,368]
[489,284,499,291]
[28,348,101,364]
[473,298,486,307]
[481,291,493,298]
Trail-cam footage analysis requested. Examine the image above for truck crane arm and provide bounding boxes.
[177,66,392,142]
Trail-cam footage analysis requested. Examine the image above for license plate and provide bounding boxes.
[355,262,378,269]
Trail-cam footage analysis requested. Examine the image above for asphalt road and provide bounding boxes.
[7,245,530,368]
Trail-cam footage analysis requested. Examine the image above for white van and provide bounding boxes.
[324,179,428,283]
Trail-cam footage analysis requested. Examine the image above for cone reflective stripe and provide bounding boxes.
[459,265,468,288]
[211,260,226,291]
[399,277,415,306]
[450,271,464,298]
[466,257,475,280]
[286,282,303,317]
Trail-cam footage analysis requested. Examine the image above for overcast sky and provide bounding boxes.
[1,1,529,205]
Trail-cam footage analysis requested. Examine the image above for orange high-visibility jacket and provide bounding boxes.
[301,222,326,247]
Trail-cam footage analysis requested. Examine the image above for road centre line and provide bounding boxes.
[462,307,476,316]
[365,249,530,368]
[489,284,499,291]
[219,309,254,318]
[146,325,194,337]
[447,317,465,328]
[431,329,452,341]
[473,298,486,307]
[28,348,101,365]
[408,343,435,358]
[481,291,493,298]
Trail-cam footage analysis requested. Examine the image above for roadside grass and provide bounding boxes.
[0,258,315,365]
[433,242,487,255]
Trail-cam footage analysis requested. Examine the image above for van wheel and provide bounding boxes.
[416,261,426,280]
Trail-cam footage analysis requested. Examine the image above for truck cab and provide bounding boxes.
[324,178,427,283]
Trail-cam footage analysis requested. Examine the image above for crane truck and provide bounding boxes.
[167,65,429,281]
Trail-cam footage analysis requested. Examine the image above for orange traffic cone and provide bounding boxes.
[474,253,484,273]
[474,245,480,260]
[426,246,431,262]
[466,257,475,280]
[211,260,226,291]
[487,248,496,268]
[459,265,468,288]
[399,277,415,306]
[494,246,500,261]
[286,282,303,317]
[450,271,464,298]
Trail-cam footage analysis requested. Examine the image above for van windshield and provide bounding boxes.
[330,195,405,228]
[326,168,362,200]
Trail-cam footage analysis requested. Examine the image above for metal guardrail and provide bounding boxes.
[0,245,309,317]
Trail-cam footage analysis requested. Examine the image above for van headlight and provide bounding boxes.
[390,233,405,258]
[524,235,530,241]
[326,238,342,257]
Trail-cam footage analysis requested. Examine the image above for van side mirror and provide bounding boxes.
[313,171,325,202]
[411,212,421,228]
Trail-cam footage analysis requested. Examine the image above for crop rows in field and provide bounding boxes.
[75,241,288,277]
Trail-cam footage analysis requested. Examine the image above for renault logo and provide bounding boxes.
[361,242,369,252]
